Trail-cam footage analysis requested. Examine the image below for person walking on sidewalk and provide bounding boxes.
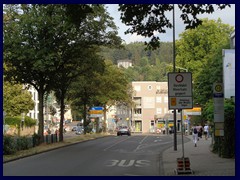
[192,126,198,147]
[203,124,209,140]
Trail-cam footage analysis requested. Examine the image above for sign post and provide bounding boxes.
[168,72,193,175]
[89,107,103,133]
[213,83,224,136]
[168,72,193,109]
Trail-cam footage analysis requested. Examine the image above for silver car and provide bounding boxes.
[117,126,131,136]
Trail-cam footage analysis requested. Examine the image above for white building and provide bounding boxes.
[27,86,39,121]
[223,30,235,99]
[117,59,133,69]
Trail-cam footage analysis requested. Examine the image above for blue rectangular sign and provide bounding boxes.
[90,106,103,110]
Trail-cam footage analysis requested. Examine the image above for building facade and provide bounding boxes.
[27,86,39,121]
[117,59,133,69]
[131,81,182,133]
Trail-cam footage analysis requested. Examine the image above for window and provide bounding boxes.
[148,85,152,90]
[164,108,168,114]
[134,109,142,114]
[156,97,162,103]
[134,85,141,92]
[164,96,168,103]
[156,108,162,114]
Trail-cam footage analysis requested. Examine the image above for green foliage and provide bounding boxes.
[3,135,35,155]
[176,18,234,106]
[203,99,235,158]
[5,116,36,127]
[222,99,235,158]
[3,136,17,155]
[16,136,32,151]
[119,4,231,49]
[3,81,35,117]
[4,4,122,142]
[100,42,173,82]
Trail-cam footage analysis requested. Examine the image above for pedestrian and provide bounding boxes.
[203,124,209,140]
[192,126,198,147]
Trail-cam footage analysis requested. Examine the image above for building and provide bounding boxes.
[117,59,133,69]
[223,29,235,99]
[27,86,39,122]
[131,81,182,133]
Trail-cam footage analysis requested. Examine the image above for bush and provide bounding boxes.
[5,116,37,127]
[3,136,17,155]
[16,136,31,151]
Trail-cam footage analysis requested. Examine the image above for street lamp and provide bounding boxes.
[21,112,25,131]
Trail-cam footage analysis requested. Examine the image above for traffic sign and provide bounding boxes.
[168,72,193,109]
[90,106,103,110]
[213,83,224,98]
[90,114,103,118]
[89,110,103,114]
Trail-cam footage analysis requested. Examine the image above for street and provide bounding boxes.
[3,134,189,176]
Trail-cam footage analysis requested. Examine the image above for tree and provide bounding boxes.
[94,60,132,132]
[118,4,231,49]
[3,81,34,117]
[68,60,132,133]
[175,18,233,105]
[3,4,122,142]
[202,98,235,158]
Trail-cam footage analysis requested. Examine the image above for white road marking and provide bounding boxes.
[103,136,131,151]
[105,160,150,167]
[139,136,148,144]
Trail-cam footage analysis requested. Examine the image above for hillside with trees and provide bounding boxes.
[100,42,173,82]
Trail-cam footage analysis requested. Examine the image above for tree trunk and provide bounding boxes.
[59,92,65,142]
[103,105,107,133]
[83,102,87,134]
[38,89,44,143]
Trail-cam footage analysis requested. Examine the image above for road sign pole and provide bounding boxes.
[173,4,177,151]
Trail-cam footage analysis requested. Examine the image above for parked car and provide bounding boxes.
[117,126,131,136]
[75,126,84,135]
[72,126,78,131]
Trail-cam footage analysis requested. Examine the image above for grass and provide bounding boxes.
[3,133,111,163]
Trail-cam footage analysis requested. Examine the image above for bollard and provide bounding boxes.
[175,157,193,174]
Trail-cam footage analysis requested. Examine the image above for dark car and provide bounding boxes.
[117,126,131,136]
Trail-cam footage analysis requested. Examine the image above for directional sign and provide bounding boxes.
[89,110,103,114]
[90,106,103,110]
[90,114,103,118]
[168,72,193,109]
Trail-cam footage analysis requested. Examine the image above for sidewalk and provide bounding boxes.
[162,135,235,176]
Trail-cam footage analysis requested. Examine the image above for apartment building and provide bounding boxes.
[132,81,181,133]
[27,86,39,121]
[117,59,133,69]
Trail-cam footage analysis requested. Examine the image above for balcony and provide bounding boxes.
[134,114,142,118]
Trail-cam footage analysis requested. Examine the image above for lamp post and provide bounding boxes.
[21,112,25,131]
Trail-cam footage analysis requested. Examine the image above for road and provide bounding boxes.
[3,134,190,176]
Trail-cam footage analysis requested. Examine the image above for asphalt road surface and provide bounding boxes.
[3,134,189,176]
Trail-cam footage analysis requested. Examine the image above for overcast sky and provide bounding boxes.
[106,4,235,44]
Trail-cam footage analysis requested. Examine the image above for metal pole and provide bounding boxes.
[180,110,185,158]
[173,4,177,151]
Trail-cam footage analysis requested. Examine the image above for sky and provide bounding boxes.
[106,4,235,44]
